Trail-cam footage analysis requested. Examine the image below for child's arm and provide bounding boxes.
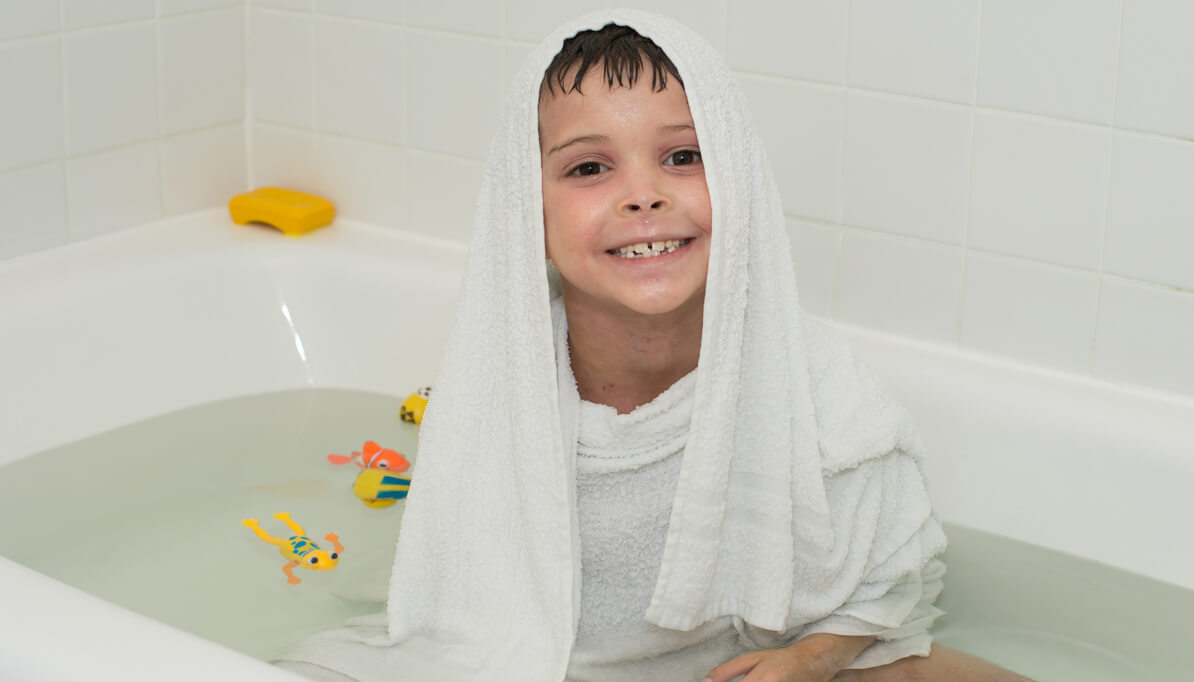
[703,633,876,682]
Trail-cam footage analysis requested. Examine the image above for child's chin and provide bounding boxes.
[619,289,706,318]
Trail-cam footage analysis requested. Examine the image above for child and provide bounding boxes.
[279,11,1032,682]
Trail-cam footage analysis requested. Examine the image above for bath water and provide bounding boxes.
[0,389,414,662]
[1,390,1190,680]
[933,524,1192,681]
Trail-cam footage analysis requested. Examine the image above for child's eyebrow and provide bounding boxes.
[545,123,696,157]
[546,134,609,157]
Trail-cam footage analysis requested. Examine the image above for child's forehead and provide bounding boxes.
[537,76,694,146]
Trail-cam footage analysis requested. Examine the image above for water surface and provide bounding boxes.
[2,389,1190,680]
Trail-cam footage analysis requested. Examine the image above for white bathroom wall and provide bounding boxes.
[245,0,1194,399]
[2,0,1192,401]
[0,0,247,258]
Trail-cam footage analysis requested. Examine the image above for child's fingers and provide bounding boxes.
[703,651,763,682]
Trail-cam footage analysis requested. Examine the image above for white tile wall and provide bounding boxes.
[251,125,319,191]
[506,0,726,52]
[738,77,842,223]
[0,0,58,41]
[0,163,68,258]
[1104,132,1194,291]
[961,253,1099,373]
[841,92,971,244]
[64,24,159,155]
[836,230,965,342]
[160,0,242,16]
[404,31,504,160]
[250,9,314,128]
[160,10,245,135]
[847,0,980,104]
[407,0,504,38]
[312,0,403,25]
[405,151,484,243]
[314,19,405,144]
[66,142,162,239]
[0,38,63,171]
[727,0,847,83]
[0,0,247,249]
[61,0,155,32]
[787,219,838,317]
[317,134,405,228]
[1115,0,1194,140]
[1,0,1193,402]
[161,124,248,214]
[977,0,1121,125]
[252,0,310,11]
[967,111,1111,269]
[1094,279,1194,396]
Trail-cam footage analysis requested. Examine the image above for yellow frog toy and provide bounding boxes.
[241,512,343,585]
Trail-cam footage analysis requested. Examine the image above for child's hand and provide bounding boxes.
[702,633,875,682]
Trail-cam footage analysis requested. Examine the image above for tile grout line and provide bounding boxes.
[310,4,323,195]
[954,0,985,348]
[57,0,74,243]
[243,0,255,191]
[1089,0,1130,377]
[828,0,854,319]
[153,0,168,219]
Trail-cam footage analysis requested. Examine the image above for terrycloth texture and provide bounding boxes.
[563,294,946,680]
[570,302,695,648]
[277,9,946,682]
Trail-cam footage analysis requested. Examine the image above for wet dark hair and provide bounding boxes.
[541,23,683,98]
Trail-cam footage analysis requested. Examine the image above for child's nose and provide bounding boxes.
[622,196,667,213]
[619,164,670,215]
[620,182,670,215]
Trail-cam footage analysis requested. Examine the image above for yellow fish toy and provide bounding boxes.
[351,468,412,509]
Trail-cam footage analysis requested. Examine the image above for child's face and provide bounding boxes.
[539,66,712,321]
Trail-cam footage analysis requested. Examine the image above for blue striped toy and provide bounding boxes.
[352,468,412,508]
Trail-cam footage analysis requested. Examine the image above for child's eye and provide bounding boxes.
[665,150,702,166]
[568,161,609,176]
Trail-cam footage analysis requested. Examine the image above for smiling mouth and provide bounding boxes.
[608,239,692,259]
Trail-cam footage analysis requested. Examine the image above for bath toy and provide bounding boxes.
[399,386,433,424]
[228,187,335,236]
[327,441,410,472]
[241,512,342,585]
[352,468,412,509]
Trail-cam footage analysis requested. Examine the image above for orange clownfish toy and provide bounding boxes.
[327,441,410,472]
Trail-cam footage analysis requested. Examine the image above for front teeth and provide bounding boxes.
[610,239,689,258]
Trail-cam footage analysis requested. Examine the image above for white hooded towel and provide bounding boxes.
[278,10,947,682]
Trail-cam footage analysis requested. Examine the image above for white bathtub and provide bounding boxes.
[1,210,1191,680]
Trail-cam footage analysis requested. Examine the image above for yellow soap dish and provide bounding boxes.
[228,187,335,236]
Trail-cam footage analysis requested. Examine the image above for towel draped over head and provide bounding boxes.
[278,9,943,682]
